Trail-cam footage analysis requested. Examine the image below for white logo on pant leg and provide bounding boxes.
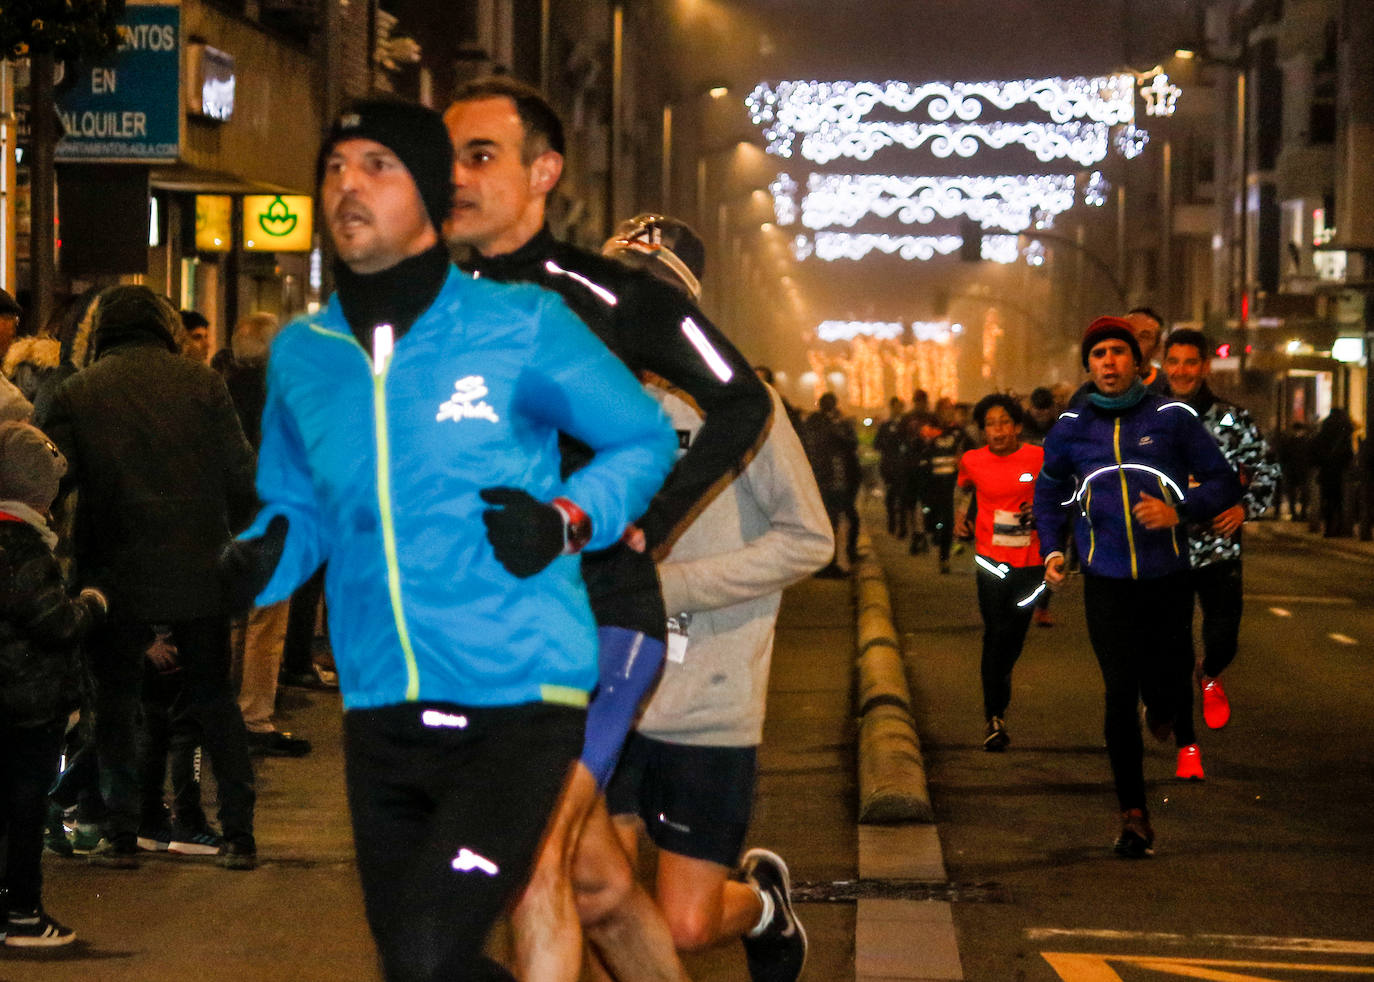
[437,376,500,424]
[451,847,500,875]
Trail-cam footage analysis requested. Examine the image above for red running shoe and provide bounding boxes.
[1201,675,1231,729]
[1175,744,1205,781]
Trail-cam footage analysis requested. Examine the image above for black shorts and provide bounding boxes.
[605,732,756,867]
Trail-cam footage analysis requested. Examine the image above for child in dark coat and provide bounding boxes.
[0,420,106,946]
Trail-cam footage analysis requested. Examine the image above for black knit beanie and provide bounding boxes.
[317,99,455,233]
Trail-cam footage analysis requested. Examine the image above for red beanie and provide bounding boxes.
[1081,316,1142,367]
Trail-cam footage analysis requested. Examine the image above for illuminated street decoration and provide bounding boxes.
[798,231,1033,265]
[1115,124,1149,158]
[807,337,959,407]
[1140,73,1181,117]
[791,173,1077,232]
[747,75,1136,157]
[1024,239,1047,266]
[796,119,1111,166]
[1084,171,1109,207]
[817,320,904,342]
[769,173,800,225]
[909,321,953,342]
[814,232,963,262]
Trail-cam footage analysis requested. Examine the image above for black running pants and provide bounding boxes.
[344,700,583,982]
[1082,571,1193,812]
[974,561,1043,720]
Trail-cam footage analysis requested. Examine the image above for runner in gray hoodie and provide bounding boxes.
[592,215,834,982]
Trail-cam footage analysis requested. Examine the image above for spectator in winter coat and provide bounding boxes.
[0,421,107,946]
[39,285,259,870]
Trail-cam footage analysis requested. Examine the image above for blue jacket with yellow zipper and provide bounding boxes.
[1033,391,1241,580]
[240,266,677,711]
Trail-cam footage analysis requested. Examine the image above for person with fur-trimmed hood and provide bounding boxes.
[39,285,259,869]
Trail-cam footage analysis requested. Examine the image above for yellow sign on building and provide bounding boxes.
[243,194,312,252]
[195,195,232,252]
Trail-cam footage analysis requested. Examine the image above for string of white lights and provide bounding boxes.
[786,173,1078,232]
[796,120,1111,166]
[1084,170,1110,207]
[800,231,1028,264]
[746,76,1136,156]
[816,320,905,342]
[810,232,964,262]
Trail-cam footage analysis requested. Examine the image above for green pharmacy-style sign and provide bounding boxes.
[243,194,313,252]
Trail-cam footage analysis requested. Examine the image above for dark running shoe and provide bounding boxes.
[740,848,806,982]
[1113,809,1155,859]
[87,837,140,869]
[168,825,224,856]
[983,716,1010,751]
[5,909,76,947]
[219,838,257,870]
[247,730,312,757]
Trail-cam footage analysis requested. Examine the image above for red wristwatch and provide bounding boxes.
[551,498,592,555]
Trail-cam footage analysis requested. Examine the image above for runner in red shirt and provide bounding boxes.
[955,394,1045,751]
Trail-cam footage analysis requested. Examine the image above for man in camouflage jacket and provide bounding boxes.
[1162,329,1279,767]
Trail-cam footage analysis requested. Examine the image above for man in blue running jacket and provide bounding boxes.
[222,98,677,982]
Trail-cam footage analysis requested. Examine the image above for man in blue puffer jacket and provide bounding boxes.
[223,99,677,982]
[1034,316,1240,861]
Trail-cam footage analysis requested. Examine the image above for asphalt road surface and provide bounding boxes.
[873,516,1374,982]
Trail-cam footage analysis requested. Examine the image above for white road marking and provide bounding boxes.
[1329,633,1358,646]
[1026,928,1374,955]
[1246,594,1356,606]
[1269,607,1291,618]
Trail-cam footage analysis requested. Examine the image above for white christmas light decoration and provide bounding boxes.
[1084,171,1109,207]
[1116,124,1149,159]
[813,232,963,262]
[770,173,799,225]
[1024,239,1047,266]
[980,235,1021,264]
[746,76,1136,157]
[1140,73,1182,117]
[796,173,1076,232]
[796,119,1111,166]
[909,321,952,342]
[800,232,1038,265]
[817,320,905,342]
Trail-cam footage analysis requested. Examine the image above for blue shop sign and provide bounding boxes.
[56,5,181,162]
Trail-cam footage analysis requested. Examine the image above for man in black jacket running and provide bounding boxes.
[444,77,775,982]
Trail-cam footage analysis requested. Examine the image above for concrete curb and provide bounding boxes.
[852,531,935,824]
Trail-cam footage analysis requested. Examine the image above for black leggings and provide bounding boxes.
[1175,559,1244,747]
[1,719,64,912]
[1083,572,1193,812]
[344,701,583,982]
[974,561,1043,720]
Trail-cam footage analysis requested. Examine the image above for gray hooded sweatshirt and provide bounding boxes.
[639,385,833,746]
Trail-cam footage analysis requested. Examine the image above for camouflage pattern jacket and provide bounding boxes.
[1182,384,1280,567]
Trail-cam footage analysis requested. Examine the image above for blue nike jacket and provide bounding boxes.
[1033,393,1241,580]
[242,266,677,710]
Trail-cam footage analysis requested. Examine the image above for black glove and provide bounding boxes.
[480,487,568,578]
[218,515,289,612]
